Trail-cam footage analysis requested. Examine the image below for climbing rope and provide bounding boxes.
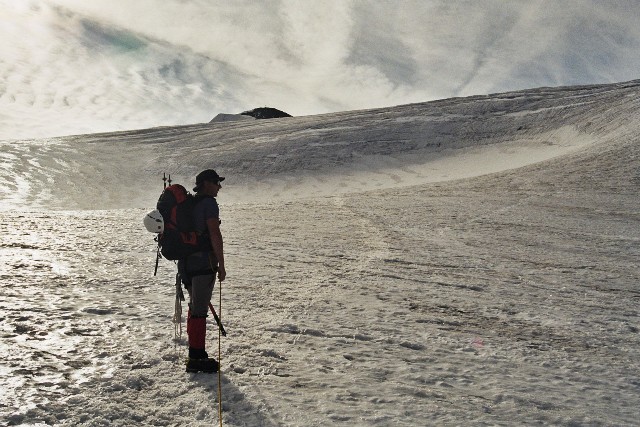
[207,255,224,426]
[217,278,223,427]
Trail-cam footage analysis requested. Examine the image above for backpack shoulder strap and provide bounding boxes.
[193,194,213,202]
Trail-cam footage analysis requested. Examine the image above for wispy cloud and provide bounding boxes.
[1,0,639,139]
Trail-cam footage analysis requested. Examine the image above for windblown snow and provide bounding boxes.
[1,80,639,426]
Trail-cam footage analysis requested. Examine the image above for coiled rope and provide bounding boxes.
[173,272,184,340]
[173,297,182,339]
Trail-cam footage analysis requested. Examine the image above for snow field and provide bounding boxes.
[1,80,639,425]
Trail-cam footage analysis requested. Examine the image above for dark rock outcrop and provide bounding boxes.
[240,107,292,119]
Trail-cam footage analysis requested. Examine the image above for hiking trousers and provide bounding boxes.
[187,274,215,318]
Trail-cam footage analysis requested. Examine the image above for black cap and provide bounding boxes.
[193,169,225,192]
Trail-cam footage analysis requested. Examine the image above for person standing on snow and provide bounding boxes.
[179,169,226,372]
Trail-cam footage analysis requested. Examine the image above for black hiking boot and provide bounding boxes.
[188,347,209,359]
[186,357,219,373]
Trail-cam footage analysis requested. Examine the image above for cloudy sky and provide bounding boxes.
[1,0,639,140]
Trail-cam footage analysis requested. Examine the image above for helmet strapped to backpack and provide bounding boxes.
[155,184,212,260]
[143,209,164,233]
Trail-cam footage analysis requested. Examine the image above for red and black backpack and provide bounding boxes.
[156,184,212,260]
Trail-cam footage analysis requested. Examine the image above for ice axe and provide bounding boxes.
[209,302,227,337]
[154,172,170,276]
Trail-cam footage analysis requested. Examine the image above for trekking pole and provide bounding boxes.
[163,172,167,189]
[208,303,227,337]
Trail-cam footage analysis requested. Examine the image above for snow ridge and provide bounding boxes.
[1,79,638,210]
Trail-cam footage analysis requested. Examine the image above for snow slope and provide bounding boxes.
[1,80,639,426]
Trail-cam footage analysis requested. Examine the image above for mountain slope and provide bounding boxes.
[0,80,638,210]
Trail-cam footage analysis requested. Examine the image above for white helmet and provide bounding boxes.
[143,209,164,233]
